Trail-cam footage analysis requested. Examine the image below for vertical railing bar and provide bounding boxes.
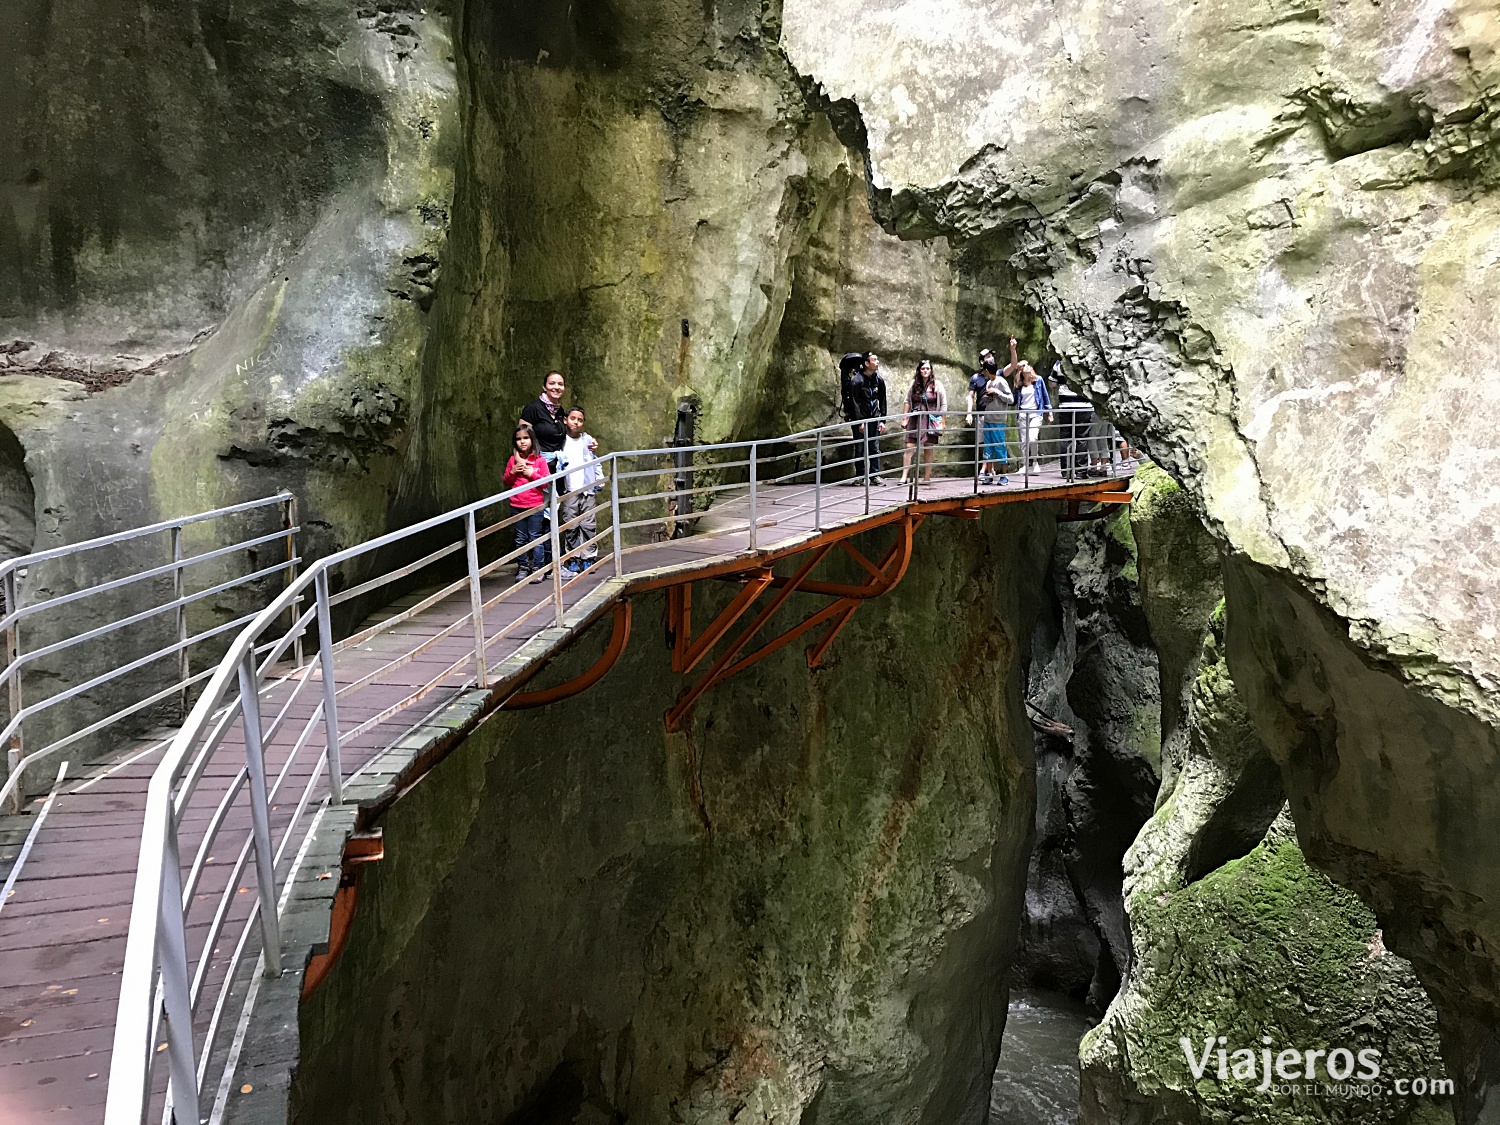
[611,462,623,578]
[236,654,282,978]
[465,511,488,687]
[4,570,21,813]
[313,571,343,805]
[863,426,872,515]
[171,525,189,719]
[283,497,304,669]
[813,431,823,532]
[548,479,565,625]
[748,443,759,551]
[973,413,981,495]
[157,821,201,1123]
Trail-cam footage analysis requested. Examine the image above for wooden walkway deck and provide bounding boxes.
[0,466,1131,1124]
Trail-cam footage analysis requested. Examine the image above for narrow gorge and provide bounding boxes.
[2,0,1497,1123]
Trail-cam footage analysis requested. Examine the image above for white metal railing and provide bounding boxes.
[0,493,301,813]
[104,405,1132,1125]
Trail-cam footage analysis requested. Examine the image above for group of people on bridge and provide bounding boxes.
[838,339,1114,486]
[504,370,603,584]
[499,343,1120,585]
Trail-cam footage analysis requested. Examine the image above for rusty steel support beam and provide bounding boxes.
[665,546,834,732]
[300,829,384,999]
[666,584,692,673]
[503,601,634,710]
[805,602,859,669]
[675,568,774,675]
[664,516,924,730]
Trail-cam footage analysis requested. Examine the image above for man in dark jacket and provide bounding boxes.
[1053,363,1095,479]
[840,352,888,483]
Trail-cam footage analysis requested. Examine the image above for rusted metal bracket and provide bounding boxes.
[663,515,923,732]
[301,828,384,999]
[503,601,634,710]
[1058,492,1133,523]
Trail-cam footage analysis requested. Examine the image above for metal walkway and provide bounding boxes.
[0,410,1133,1125]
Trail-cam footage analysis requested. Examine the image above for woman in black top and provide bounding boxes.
[519,371,569,464]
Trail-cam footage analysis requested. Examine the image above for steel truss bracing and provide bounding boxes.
[662,514,925,732]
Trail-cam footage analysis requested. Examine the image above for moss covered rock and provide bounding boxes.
[293,507,1054,1125]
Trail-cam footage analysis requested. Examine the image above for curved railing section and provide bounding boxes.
[103,407,1132,1124]
[0,493,300,813]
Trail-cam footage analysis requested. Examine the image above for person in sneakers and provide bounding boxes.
[1004,337,1053,472]
[558,406,604,576]
[840,351,889,483]
[1053,364,1094,479]
[977,359,1014,485]
[503,422,550,583]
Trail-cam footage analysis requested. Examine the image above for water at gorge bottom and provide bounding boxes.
[989,989,1099,1125]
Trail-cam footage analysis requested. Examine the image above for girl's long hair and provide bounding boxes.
[908,359,935,405]
[512,421,538,458]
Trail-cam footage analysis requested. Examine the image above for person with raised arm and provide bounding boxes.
[1003,337,1053,473]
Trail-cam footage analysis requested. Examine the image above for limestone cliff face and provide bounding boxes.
[294,510,1052,1125]
[401,0,1029,513]
[781,2,1500,1111]
[1079,465,1452,1125]
[1020,507,1160,1007]
[2,0,457,548]
[1,0,459,769]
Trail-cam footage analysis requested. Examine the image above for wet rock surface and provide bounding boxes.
[1079,465,1453,1125]
[782,3,1500,1112]
[1018,507,1160,1009]
[294,510,1053,1125]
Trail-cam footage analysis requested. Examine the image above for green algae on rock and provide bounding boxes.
[292,507,1053,1125]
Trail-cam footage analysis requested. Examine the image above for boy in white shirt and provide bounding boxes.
[559,407,604,574]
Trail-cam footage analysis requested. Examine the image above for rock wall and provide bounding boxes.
[400,0,1032,514]
[1018,506,1160,1008]
[1079,465,1452,1125]
[1,0,459,768]
[780,2,1500,1112]
[293,508,1053,1125]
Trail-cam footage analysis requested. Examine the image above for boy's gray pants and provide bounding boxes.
[561,488,598,562]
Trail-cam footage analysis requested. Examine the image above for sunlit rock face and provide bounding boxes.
[0,2,459,771]
[782,0,1500,1114]
[1080,465,1453,1125]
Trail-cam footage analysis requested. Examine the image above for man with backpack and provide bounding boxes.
[839,351,888,483]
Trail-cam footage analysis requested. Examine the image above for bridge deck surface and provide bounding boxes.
[0,467,1128,1123]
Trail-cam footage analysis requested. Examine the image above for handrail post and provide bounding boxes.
[863,426,872,515]
[549,478,565,625]
[237,654,282,977]
[314,570,343,805]
[973,411,982,495]
[4,569,21,813]
[171,525,189,718]
[157,819,201,1122]
[748,443,759,551]
[465,511,488,687]
[282,496,304,668]
[813,431,823,532]
[1024,409,1031,489]
[611,462,623,578]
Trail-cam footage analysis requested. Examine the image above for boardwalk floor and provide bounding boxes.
[0,465,1130,1124]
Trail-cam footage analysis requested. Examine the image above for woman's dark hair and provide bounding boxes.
[512,421,537,456]
[908,359,935,402]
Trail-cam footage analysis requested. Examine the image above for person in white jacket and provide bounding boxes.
[559,407,605,574]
